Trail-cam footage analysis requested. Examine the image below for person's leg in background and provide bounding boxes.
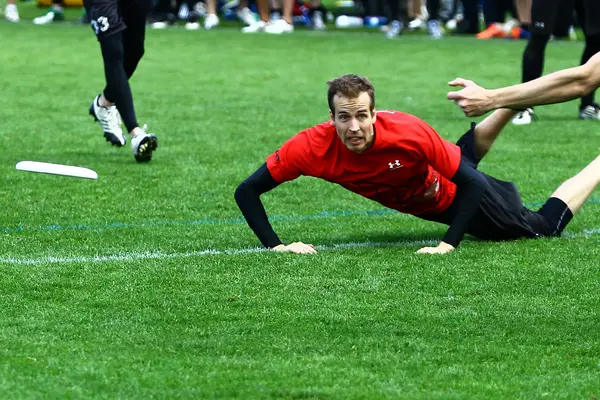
[407,0,425,30]
[455,0,480,34]
[477,0,518,38]
[575,0,600,119]
[265,0,294,33]
[385,0,409,38]
[34,0,65,24]
[512,0,562,125]
[426,0,445,37]
[514,0,531,34]
[242,0,271,32]
[203,0,220,29]
[236,0,258,26]
[309,0,327,30]
[4,0,20,22]
[86,0,158,161]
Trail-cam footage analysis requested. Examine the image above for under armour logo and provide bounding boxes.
[534,21,545,28]
[388,160,403,170]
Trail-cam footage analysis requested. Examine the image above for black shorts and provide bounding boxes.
[84,0,150,41]
[426,124,573,241]
[530,0,569,35]
[531,0,600,36]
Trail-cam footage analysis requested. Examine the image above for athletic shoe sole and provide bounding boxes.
[134,135,158,163]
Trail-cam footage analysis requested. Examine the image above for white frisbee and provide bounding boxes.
[16,161,98,180]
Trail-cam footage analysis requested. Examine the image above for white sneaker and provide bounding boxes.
[241,20,267,33]
[89,95,126,146]
[446,18,457,30]
[151,21,169,29]
[579,104,600,120]
[312,10,326,30]
[512,108,535,125]
[185,21,200,30]
[33,10,63,24]
[5,4,19,22]
[408,17,423,30]
[386,20,403,39]
[131,125,158,163]
[264,19,294,34]
[427,19,444,38]
[237,7,256,26]
[204,13,219,29]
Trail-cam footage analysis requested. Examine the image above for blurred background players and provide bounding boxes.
[513,0,600,124]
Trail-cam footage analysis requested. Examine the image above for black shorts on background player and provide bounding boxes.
[84,0,151,40]
[531,0,600,35]
[422,123,573,242]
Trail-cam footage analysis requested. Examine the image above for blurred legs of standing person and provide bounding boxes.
[455,0,480,34]
[34,0,65,24]
[513,0,600,125]
[3,0,20,22]
[574,0,600,119]
[203,0,219,29]
[242,0,272,32]
[385,0,409,38]
[515,0,531,32]
[308,0,326,30]
[265,0,294,33]
[407,0,425,30]
[427,0,444,38]
[236,0,258,26]
[476,0,518,39]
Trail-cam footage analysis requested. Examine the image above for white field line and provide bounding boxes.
[0,229,597,266]
[0,239,438,266]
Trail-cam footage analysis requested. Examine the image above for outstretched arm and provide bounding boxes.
[234,164,317,254]
[447,52,600,117]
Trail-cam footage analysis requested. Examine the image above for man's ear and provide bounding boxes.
[329,110,335,122]
[371,109,377,123]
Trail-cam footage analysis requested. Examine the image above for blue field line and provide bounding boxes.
[1,198,599,235]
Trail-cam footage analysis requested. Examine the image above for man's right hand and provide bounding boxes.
[447,78,494,117]
[272,242,317,254]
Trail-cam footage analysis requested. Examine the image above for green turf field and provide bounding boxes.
[1,11,599,399]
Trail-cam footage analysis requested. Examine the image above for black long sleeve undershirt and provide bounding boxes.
[234,164,283,248]
[442,159,488,247]
[235,160,487,249]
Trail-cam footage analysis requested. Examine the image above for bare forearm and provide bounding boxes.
[490,57,599,110]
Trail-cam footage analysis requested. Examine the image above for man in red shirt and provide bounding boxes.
[235,74,599,254]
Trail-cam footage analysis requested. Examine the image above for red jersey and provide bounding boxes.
[266,110,462,215]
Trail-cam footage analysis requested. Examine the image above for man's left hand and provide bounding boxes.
[416,242,455,254]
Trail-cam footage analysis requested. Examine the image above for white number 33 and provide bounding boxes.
[91,16,110,34]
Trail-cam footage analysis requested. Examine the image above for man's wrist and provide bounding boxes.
[487,89,502,111]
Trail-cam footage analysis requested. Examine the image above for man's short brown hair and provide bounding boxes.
[327,74,376,114]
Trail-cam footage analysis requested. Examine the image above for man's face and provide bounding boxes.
[330,92,376,154]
